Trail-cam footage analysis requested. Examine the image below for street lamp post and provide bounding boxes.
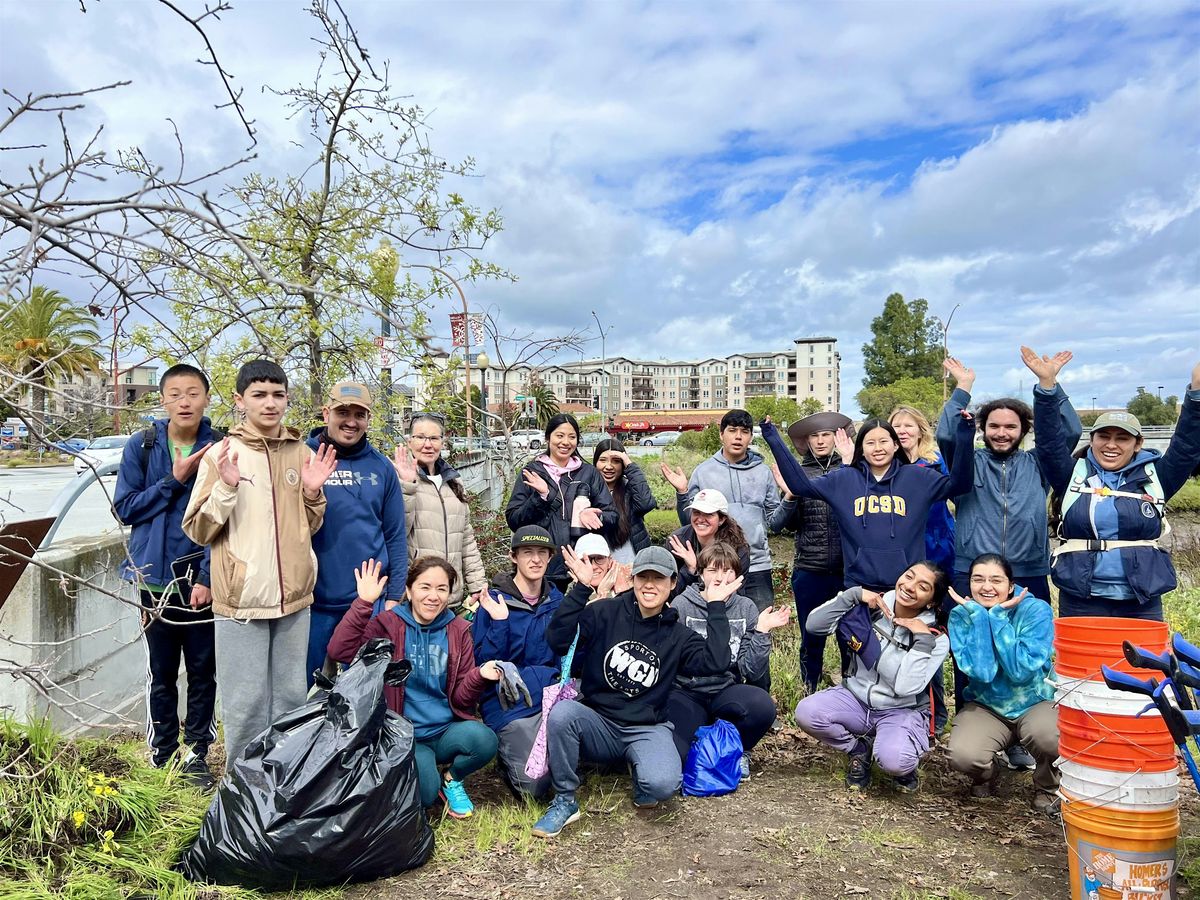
[1157,385,1164,401]
[935,302,962,403]
[476,351,490,438]
[1092,396,1097,411]
[591,310,613,429]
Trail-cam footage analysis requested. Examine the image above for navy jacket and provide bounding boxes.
[937,384,1080,577]
[505,458,617,583]
[472,572,564,732]
[114,417,219,589]
[1037,386,1200,604]
[617,462,658,554]
[306,428,407,610]
[763,416,975,590]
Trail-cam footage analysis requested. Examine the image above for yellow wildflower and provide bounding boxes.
[72,810,85,828]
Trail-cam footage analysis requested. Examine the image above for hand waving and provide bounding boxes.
[667,533,698,572]
[561,545,596,585]
[172,441,212,483]
[769,463,793,499]
[354,558,389,604]
[660,462,689,494]
[476,589,509,621]
[522,467,550,499]
[701,574,745,605]
[1019,346,1073,389]
[302,442,338,496]
[392,445,418,483]
[216,438,240,488]
[755,605,792,633]
[833,427,855,463]
[943,356,976,393]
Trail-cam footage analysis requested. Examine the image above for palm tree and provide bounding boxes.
[0,286,102,425]
[524,380,560,430]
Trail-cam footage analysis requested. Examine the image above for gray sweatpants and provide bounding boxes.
[547,699,679,801]
[214,609,310,764]
[497,713,553,801]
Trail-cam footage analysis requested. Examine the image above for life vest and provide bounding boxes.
[1053,458,1168,558]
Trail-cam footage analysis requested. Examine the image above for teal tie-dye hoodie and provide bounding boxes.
[949,590,1053,719]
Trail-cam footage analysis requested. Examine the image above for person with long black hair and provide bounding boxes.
[506,413,617,592]
[761,413,975,593]
[593,438,657,563]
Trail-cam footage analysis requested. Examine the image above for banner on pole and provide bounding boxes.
[449,313,485,348]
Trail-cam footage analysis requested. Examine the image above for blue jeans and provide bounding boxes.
[790,568,849,692]
[742,568,776,612]
[306,606,350,688]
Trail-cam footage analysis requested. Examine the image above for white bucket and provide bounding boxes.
[1049,675,1165,718]
[1057,760,1179,809]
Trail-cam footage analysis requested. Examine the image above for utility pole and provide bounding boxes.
[591,310,613,430]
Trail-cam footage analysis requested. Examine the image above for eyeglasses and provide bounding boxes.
[163,390,205,403]
[410,434,443,445]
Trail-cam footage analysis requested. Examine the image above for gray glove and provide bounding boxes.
[495,660,533,710]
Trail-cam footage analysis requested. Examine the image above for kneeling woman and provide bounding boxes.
[947,553,1058,812]
[666,542,789,766]
[328,557,504,818]
[795,562,950,792]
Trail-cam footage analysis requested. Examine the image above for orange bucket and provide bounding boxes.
[1054,617,1169,681]
[1058,705,1177,773]
[1062,792,1178,899]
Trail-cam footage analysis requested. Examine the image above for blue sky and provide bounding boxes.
[2,0,1197,413]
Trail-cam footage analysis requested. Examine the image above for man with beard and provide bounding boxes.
[934,354,1080,760]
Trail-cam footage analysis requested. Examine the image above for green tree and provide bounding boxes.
[856,376,943,423]
[745,396,801,425]
[861,292,944,388]
[1126,389,1180,426]
[138,0,508,426]
[0,286,102,427]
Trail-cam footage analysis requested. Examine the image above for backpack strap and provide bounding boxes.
[139,426,157,475]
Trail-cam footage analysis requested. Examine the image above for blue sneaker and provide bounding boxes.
[532,795,581,838]
[738,754,751,780]
[440,774,475,819]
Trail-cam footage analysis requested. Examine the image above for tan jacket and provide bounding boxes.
[183,423,326,620]
[402,469,487,606]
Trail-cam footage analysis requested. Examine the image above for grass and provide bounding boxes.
[0,717,334,899]
[1167,477,1200,513]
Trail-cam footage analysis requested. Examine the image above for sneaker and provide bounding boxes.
[532,795,581,838]
[1032,791,1059,815]
[845,753,871,791]
[1005,744,1036,771]
[893,771,920,793]
[440,774,475,819]
[180,754,216,791]
[970,762,1001,799]
[738,754,751,780]
[633,791,660,809]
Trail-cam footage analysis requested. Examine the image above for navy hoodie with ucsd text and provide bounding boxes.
[763,416,975,590]
[546,582,732,726]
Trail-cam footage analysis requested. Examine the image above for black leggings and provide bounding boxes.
[664,684,778,763]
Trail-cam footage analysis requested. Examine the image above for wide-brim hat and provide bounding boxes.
[787,412,854,453]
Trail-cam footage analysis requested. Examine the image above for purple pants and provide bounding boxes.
[795,685,930,776]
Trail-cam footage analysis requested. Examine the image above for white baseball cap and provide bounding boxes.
[687,488,729,515]
[574,533,611,558]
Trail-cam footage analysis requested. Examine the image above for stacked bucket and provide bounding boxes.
[1053,617,1180,900]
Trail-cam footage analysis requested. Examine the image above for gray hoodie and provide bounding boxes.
[670,583,771,696]
[678,448,780,573]
[806,587,950,711]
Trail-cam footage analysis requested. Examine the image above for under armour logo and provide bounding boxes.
[354,471,380,486]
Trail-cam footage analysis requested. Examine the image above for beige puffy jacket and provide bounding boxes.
[402,464,487,606]
[183,423,326,619]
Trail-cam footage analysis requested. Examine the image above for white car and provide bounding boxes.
[503,429,544,451]
[74,434,131,474]
[640,431,683,447]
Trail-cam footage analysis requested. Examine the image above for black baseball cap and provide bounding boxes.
[512,525,553,551]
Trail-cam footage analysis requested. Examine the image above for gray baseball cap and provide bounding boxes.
[632,546,678,578]
[1091,411,1142,437]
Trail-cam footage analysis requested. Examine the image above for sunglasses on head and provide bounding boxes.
[410,411,446,423]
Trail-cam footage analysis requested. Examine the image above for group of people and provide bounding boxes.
[113,349,1199,840]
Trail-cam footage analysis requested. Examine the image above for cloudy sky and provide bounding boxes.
[3,0,1198,413]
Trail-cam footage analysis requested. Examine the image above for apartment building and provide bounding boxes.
[439,336,841,416]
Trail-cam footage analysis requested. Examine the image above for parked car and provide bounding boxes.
[502,429,544,451]
[579,431,608,448]
[73,434,131,474]
[640,431,683,447]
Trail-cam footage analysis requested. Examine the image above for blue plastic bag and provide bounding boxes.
[682,719,743,797]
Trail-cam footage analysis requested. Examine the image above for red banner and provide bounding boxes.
[449,313,485,348]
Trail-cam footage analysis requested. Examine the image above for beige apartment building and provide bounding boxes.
[463,336,840,417]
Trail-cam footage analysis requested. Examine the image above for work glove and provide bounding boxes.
[495,660,534,710]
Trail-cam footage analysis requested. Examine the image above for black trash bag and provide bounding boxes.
[177,637,434,889]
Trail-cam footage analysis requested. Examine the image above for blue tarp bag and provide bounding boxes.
[682,719,743,797]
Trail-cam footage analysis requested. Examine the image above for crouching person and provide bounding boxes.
[328,557,502,819]
[947,553,1059,812]
[665,542,788,772]
[795,562,950,793]
[532,546,735,838]
[472,526,565,800]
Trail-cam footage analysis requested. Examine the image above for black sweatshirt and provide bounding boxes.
[546,582,732,726]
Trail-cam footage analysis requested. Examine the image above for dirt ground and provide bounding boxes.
[342,725,1199,900]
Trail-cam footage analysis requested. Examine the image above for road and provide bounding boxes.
[0,466,125,546]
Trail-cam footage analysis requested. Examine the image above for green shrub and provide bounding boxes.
[675,424,720,455]
[1167,477,1200,513]
[644,509,679,543]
